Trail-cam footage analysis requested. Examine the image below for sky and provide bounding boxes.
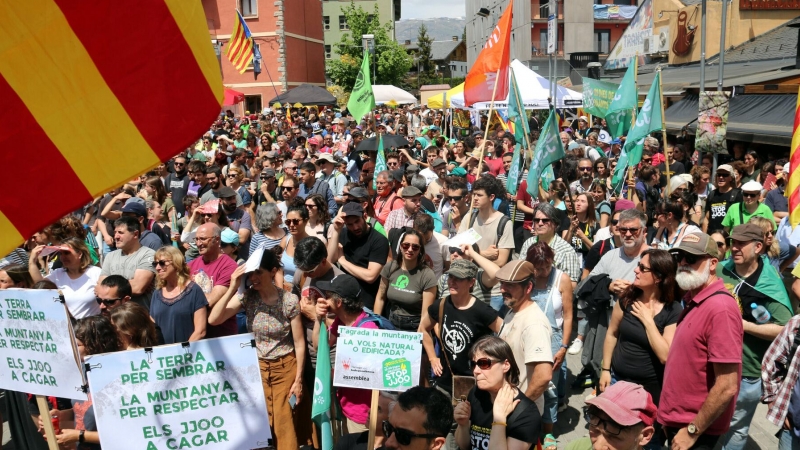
[401,0,465,19]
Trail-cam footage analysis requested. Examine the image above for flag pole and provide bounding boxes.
[469,68,502,212]
[659,67,671,197]
[626,55,639,200]
[510,66,533,203]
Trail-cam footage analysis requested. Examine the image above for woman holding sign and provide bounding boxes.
[454,336,541,450]
[208,248,314,450]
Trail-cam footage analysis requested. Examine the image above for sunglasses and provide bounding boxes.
[610,219,619,225]
[281,186,295,191]
[618,227,640,235]
[95,297,122,306]
[305,204,318,209]
[174,162,185,166]
[401,242,421,252]
[469,358,500,370]
[743,192,759,198]
[671,251,702,265]
[447,195,464,202]
[152,260,172,268]
[579,167,592,172]
[714,241,726,248]
[285,218,302,226]
[717,173,730,178]
[637,263,652,273]
[201,213,215,218]
[534,218,552,224]
[227,174,238,178]
[382,421,440,446]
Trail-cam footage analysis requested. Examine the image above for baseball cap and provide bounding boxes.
[671,232,719,259]
[264,151,278,159]
[449,167,467,177]
[668,177,688,195]
[308,136,321,146]
[741,180,763,192]
[341,202,364,217]
[579,115,589,122]
[401,186,422,198]
[568,142,582,151]
[586,381,657,427]
[406,164,421,174]
[348,186,369,199]
[429,125,440,131]
[472,131,484,138]
[316,274,362,302]
[716,164,733,174]
[611,138,622,145]
[730,223,765,243]
[432,158,447,167]
[121,201,147,217]
[261,168,276,178]
[598,130,612,145]
[220,228,240,246]
[217,186,237,199]
[317,153,336,164]
[447,259,478,280]
[495,261,535,283]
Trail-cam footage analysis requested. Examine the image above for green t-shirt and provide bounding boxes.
[721,202,775,230]
[564,437,593,450]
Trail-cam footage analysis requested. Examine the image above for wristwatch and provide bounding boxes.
[79,430,85,443]
[687,423,699,436]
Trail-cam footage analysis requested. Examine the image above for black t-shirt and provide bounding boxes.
[339,225,390,309]
[467,387,540,449]
[427,296,498,385]
[555,209,570,235]
[657,161,686,187]
[334,431,386,450]
[570,220,597,256]
[164,172,190,216]
[584,238,615,272]
[610,300,682,404]
[704,188,743,232]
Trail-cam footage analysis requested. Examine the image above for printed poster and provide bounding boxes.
[333,327,422,391]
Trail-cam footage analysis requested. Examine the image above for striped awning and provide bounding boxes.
[0,0,223,256]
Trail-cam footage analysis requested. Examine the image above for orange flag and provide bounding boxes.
[0,0,222,256]
[463,0,513,107]
[788,86,800,228]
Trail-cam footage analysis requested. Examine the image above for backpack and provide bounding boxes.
[354,307,397,330]
[469,210,511,246]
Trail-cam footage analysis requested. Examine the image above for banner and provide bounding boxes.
[333,327,422,391]
[0,289,86,400]
[464,0,513,106]
[581,78,621,118]
[86,335,271,450]
[695,91,730,155]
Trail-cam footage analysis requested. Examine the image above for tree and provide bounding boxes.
[326,2,412,88]
[416,24,435,85]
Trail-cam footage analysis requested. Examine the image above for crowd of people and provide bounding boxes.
[2,104,800,450]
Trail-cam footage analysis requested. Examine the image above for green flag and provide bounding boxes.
[373,134,386,190]
[347,49,376,123]
[312,321,333,450]
[606,109,632,138]
[505,69,528,196]
[622,71,663,167]
[526,110,564,200]
[581,77,620,118]
[607,58,638,114]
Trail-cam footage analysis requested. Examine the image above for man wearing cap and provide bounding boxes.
[218,187,252,259]
[120,201,165,251]
[327,202,390,309]
[373,170,405,226]
[188,223,239,338]
[384,186,423,233]
[722,180,775,232]
[494,260,553,414]
[704,164,743,233]
[298,162,338,217]
[608,138,622,159]
[316,153,346,208]
[419,259,502,394]
[659,232,742,449]
[715,224,792,450]
[98,216,156,309]
[565,381,657,450]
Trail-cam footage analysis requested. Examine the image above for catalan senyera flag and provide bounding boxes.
[0,0,222,257]
[788,86,800,228]
[463,0,513,107]
[226,10,255,74]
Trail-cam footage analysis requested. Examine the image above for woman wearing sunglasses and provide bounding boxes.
[149,246,208,345]
[454,336,541,450]
[651,201,700,251]
[278,204,311,291]
[226,167,252,208]
[599,249,681,444]
[374,230,437,333]
[304,194,332,244]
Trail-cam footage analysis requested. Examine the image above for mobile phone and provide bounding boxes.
[288,394,297,409]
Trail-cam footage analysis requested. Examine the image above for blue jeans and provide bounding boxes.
[490,295,504,311]
[721,377,762,450]
[780,429,800,450]
[543,331,566,424]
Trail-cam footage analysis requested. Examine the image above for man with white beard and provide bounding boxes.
[658,232,743,450]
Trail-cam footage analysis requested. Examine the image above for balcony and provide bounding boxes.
[531,0,563,20]
[531,41,564,57]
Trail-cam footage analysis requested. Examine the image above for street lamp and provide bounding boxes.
[362,34,375,82]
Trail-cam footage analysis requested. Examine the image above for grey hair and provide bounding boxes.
[410,175,427,192]
[533,202,559,223]
[256,204,280,232]
[619,208,647,229]
[376,170,394,182]
[644,136,660,149]
[209,224,221,238]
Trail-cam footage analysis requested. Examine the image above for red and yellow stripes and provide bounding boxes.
[0,0,222,256]
[789,86,800,228]
[225,11,254,74]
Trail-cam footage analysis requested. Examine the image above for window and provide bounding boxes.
[339,16,349,30]
[325,45,332,59]
[323,16,330,30]
[594,30,611,54]
[245,95,262,115]
[240,0,257,17]
[367,14,375,24]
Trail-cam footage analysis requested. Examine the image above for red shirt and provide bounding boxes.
[483,157,504,176]
[657,278,743,435]
[373,192,403,225]
[516,180,537,230]
[188,253,239,338]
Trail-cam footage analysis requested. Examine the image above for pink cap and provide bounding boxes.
[308,136,321,146]
[586,381,657,426]
[614,199,636,212]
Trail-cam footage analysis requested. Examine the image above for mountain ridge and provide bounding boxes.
[394,18,466,44]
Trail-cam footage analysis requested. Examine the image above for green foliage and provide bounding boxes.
[416,24,435,85]
[325,2,412,87]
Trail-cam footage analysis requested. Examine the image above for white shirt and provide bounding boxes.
[419,168,438,185]
[424,231,450,279]
[46,266,102,319]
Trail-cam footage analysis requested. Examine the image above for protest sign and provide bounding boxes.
[333,327,423,391]
[0,289,86,400]
[86,335,271,450]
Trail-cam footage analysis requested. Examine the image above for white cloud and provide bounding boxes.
[401,0,465,19]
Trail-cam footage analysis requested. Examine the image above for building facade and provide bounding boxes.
[203,0,326,114]
[322,0,401,60]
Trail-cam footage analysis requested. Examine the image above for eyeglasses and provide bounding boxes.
[201,213,215,218]
[587,411,625,436]
[285,218,302,226]
[579,167,593,172]
[447,195,464,202]
[637,263,652,273]
[671,251,702,265]
[618,227,641,236]
[743,192,759,198]
[227,173,238,178]
[305,204,318,209]
[281,186,295,191]
[610,219,619,226]
[714,241,726,248]
[152,260,172,268]
[642,158,652,163]
[401,242,421,252]
[469,358,500,370]
[174,162,185,166]
[534,217,552,224]
[95,297,122,307]
[382,421,440,446]
[716,173,730,178]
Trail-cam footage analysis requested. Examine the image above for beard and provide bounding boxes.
[676,260,710,291]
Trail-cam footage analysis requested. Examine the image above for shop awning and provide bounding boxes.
[664,94,698,133]
[725,94,796,146]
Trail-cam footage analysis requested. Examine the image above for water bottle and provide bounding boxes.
[751,303,771,324]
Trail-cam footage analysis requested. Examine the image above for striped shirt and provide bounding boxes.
[519,234,581,282]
